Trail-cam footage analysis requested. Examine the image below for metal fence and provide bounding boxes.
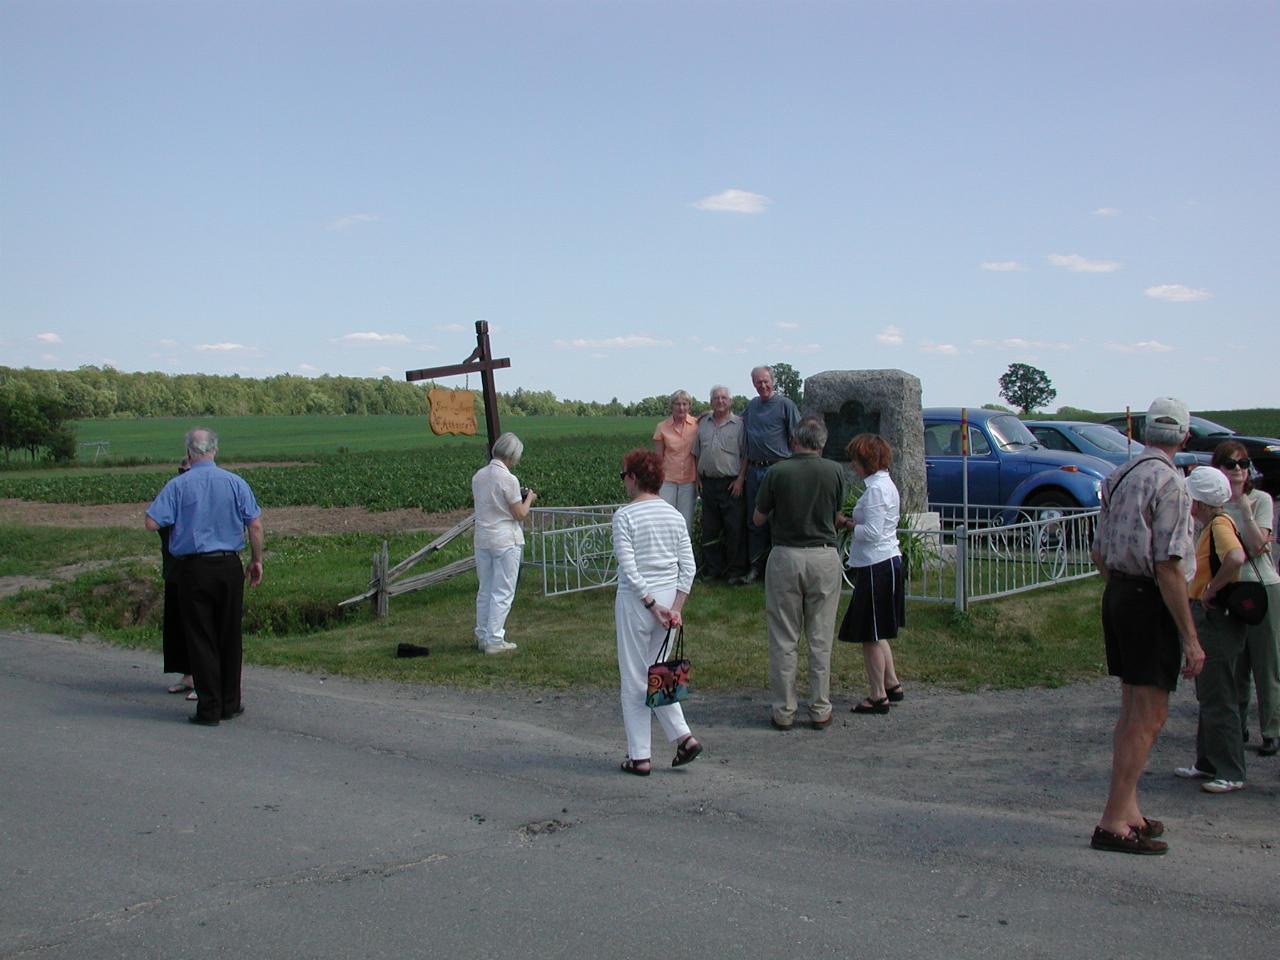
[526,501,1100,608]
[526,505,625,597]
[905,503,1100,610]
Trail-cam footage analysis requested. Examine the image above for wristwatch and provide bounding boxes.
[643,597,656,609]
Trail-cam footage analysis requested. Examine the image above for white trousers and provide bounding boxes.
[474,545,522,646]
[616,587,691,761]
[659,481,697,533]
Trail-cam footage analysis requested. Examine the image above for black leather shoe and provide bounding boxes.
[189,715,220,727]
[223,706,245,720]
[1259,737,1278,756]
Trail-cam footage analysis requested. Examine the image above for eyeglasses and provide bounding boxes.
[1220,457,1251,470]
[619,471,629,480]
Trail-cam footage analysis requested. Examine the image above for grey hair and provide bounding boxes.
[751,365,772,380]
[1145,419,1186,446]
[185,427,218,457]
[709,384,731,399]
[793,416,828,452]
[669,389,691,408]
[492,432,524,466]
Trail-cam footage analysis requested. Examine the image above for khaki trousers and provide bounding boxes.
[765,545,843,724]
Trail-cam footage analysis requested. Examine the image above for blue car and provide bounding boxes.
[1025,420,1143,466]
[924,408,1113,510]
[1028,419,1244,479]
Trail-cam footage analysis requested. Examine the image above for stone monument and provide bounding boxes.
[801,369,927,513]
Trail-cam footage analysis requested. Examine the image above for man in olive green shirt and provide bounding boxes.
[753,416,849,730]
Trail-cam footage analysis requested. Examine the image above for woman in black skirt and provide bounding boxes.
[837,434,906,714]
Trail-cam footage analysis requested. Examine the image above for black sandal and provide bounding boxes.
[620,758,651,776]
[852,697,891,714]
[886,684,904,703]
[672,736,703,767]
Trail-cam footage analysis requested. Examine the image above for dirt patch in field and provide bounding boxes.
[0,499,472,536]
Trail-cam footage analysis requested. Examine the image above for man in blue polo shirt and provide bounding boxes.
[146,428,264,726]
[732,365,801,583]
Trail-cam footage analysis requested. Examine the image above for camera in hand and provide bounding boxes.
[520,486,530,500]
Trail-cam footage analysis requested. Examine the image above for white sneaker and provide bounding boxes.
[1174,765,1213,780]
[482,641,517,655]
[1201,779,1245,794]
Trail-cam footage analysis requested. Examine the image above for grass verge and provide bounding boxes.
[0,524,1106,692]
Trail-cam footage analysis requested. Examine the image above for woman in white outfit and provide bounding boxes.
[612,448,702,775]
[471,433,536,654]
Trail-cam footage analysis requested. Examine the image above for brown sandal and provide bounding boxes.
[672,736,703,767]
[1090,825,1167,855]
[620,758,651,777]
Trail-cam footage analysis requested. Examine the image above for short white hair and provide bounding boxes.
[492,432,523,466]
[186,428,218,457]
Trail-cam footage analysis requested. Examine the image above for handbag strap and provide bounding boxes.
[651,624,685,665]
[1208,515,1264,581]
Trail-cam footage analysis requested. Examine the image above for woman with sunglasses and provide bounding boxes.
[612,449,702,775]
[1215,441,1280,757]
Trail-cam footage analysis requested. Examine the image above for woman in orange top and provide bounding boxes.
[653,390,698,532]
[1174,467,1249,794]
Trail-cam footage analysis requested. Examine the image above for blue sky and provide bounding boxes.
[2,1,1275,410]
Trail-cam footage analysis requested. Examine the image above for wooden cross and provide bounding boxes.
[405,321,511,454]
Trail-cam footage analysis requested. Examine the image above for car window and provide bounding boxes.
[1072,423,1131,453]
[1030,427,1072,452]
[1190,416,1234,437]
[987,415,1035,450]
[924,422,990,456]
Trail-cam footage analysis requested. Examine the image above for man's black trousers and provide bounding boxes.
[179,555,244,722]
[699,476,748,580]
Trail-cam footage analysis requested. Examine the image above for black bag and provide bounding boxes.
[1207,519,1269,627]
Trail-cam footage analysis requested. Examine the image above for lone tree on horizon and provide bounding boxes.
[998,362,1057,414]
[769,361,803,404]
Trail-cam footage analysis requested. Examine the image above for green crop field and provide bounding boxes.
[64,414,655,463]
[0,416,658,510]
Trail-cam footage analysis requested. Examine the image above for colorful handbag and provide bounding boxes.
[646,626,691,708]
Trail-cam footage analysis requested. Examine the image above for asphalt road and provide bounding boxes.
[2,630,1276,959]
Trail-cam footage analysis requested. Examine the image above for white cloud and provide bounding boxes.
[1144,283,1212,303]
[196,342,248,352]
[692,189,771,214]
[920,342,959,355]
[335,331,410,344]
[979,260,1026,272]
[297,363,320,374]
[158,338,178,348]
[876,325,904,346]
[327,213,380,231]
[373,366,393,374]
[40,352,58,362]
[703,345,722,354]
[554,335,673,350]
[1105,340,1175,353]
[35,332,62,343]
[776,321,799,330]
[1048,253,1122,273]
[434,323,466,333]
[1092,207,1121,217]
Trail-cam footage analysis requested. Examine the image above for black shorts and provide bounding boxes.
[1102,575,1182,691]
[838,556,905,644]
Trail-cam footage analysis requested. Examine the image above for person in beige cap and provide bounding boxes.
[1089,397,1202,855]
[1173,467,1250,793]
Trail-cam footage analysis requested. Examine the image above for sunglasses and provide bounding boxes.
[1219,457,1251,470]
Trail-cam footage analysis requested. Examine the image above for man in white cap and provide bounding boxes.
[1174,467,1249,793]
[1089,397,1202,855]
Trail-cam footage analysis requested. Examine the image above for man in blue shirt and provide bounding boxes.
[146,428,264,726]
[732,365,801,583]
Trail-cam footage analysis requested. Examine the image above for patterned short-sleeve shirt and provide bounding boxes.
[1093,450,1194,578]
